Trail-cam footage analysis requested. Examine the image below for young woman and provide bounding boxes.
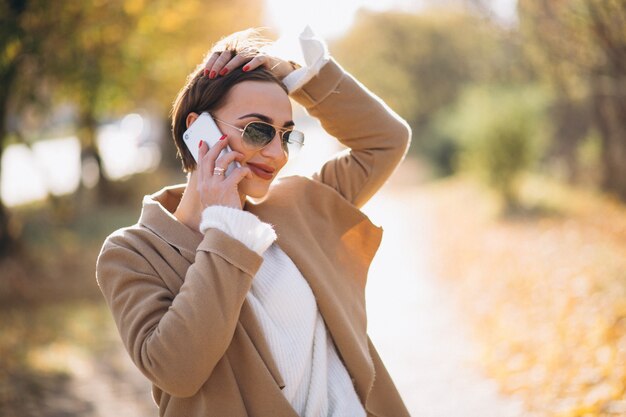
[96,28,411,417]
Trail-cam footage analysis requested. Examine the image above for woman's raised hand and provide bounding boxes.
[196,136,252,210]
[203,50,296,80]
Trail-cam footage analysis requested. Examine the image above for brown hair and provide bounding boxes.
[170,29,288,172]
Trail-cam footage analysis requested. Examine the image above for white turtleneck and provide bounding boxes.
[200,206,365,417]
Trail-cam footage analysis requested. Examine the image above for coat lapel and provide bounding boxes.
[247,176,383,404]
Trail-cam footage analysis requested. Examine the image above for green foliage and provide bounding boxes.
[437,85,550,208]
[331,8,533,171]
[1,0,265,140]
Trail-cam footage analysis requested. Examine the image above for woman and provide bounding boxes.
[96,28,411,417]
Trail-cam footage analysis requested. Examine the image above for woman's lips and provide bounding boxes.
[246,162,275,180]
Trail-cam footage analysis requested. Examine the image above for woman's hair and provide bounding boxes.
[171,29,288,172]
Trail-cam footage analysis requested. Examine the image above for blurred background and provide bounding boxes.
[1,0,625,416]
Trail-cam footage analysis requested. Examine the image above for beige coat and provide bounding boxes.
[97,59,412,417]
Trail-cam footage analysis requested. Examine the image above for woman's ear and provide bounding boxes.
[186,112,199,129]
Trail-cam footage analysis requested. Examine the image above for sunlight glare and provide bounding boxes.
[264,0,518,40]
[264,0,420,40]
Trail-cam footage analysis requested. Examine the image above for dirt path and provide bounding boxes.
[65,341,156,417]
[362,178,527,417]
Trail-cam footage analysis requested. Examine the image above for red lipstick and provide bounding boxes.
[246,162,275,180]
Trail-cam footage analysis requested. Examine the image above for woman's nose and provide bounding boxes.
[261,133,287,159]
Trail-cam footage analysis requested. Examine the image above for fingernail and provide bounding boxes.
[209,71,216,79]
[198,140,203,148]
[242,65,250,72]
[203,69,209,77]
[219,135,227,141]
[219,68,229,76]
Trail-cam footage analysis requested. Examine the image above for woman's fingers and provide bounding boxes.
[243,55,293,78]
[198,135,228,170]
[214,150,243,172]
[203,52,221,78]
[195,137,248,209]
[204,50,291,79]
[242,54,273,72]
[223,165,253,187]
[204,50,232,78]
[219,53,252,75]
[197,140,209,178]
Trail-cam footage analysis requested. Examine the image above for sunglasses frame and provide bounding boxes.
[212,116,304,151]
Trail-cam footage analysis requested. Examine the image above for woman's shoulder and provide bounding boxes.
[96,220,194,294]
[97,223,166,277]
[101,185,198,256]
[100,222,154,253]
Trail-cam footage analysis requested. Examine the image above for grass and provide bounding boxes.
[426,174,626,416]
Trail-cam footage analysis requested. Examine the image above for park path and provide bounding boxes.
[65,162,528,417]
[362,169,527,417]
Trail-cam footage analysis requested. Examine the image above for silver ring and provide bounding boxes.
[213,167,225,176]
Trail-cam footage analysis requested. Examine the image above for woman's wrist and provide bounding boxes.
[271,59,301,80]
[199,206,277,255]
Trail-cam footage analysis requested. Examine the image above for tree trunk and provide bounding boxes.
[0,155,15,257]
[0,65,18,257]
[77,104,115,204]
[549,97,591,183]
[593,77,626,200]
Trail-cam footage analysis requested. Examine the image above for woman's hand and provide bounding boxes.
[203,50,297,80]
[196,136,252,210]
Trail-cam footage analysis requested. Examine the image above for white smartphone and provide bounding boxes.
[182,112,238,175]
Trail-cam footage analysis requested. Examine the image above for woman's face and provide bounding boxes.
[212,80,292,199]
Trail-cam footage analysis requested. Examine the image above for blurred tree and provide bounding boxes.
[519,0,626,199]
[42,0,263,197]
[41,1,141,200]
[0,0,263,256]
[437,85,549,210]
[0,0,50,255]
[331,9,532,173]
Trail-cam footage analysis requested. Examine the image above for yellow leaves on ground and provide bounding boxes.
[428,175,626,416]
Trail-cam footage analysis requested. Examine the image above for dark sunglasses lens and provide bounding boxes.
[243,123,275,147]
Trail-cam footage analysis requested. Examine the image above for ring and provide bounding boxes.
[213,167,225,176]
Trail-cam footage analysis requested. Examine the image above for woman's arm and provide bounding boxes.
[96,227,262,398]
[290,59,412,208]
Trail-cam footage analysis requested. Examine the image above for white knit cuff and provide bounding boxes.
[265,25,330,94]
[199,206,277,255]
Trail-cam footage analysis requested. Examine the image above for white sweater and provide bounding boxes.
[200,206,365,417]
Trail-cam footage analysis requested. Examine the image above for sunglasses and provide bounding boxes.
[212,116,304,152]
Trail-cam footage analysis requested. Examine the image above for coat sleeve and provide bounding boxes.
[289,59,412,208]
[96,227,262,398]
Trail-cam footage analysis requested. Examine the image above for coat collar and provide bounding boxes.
[138,184,201,263]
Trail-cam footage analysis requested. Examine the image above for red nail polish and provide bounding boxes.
[242,65,250,72]
[198,140,203,148]
[219,68,228,76]
[203,69,209,77]
[219,135,227,141]
[209,71,216,79]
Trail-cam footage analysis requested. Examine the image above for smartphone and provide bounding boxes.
[182,112,238,176]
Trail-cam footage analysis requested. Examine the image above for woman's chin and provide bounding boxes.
[239,178,273,200]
